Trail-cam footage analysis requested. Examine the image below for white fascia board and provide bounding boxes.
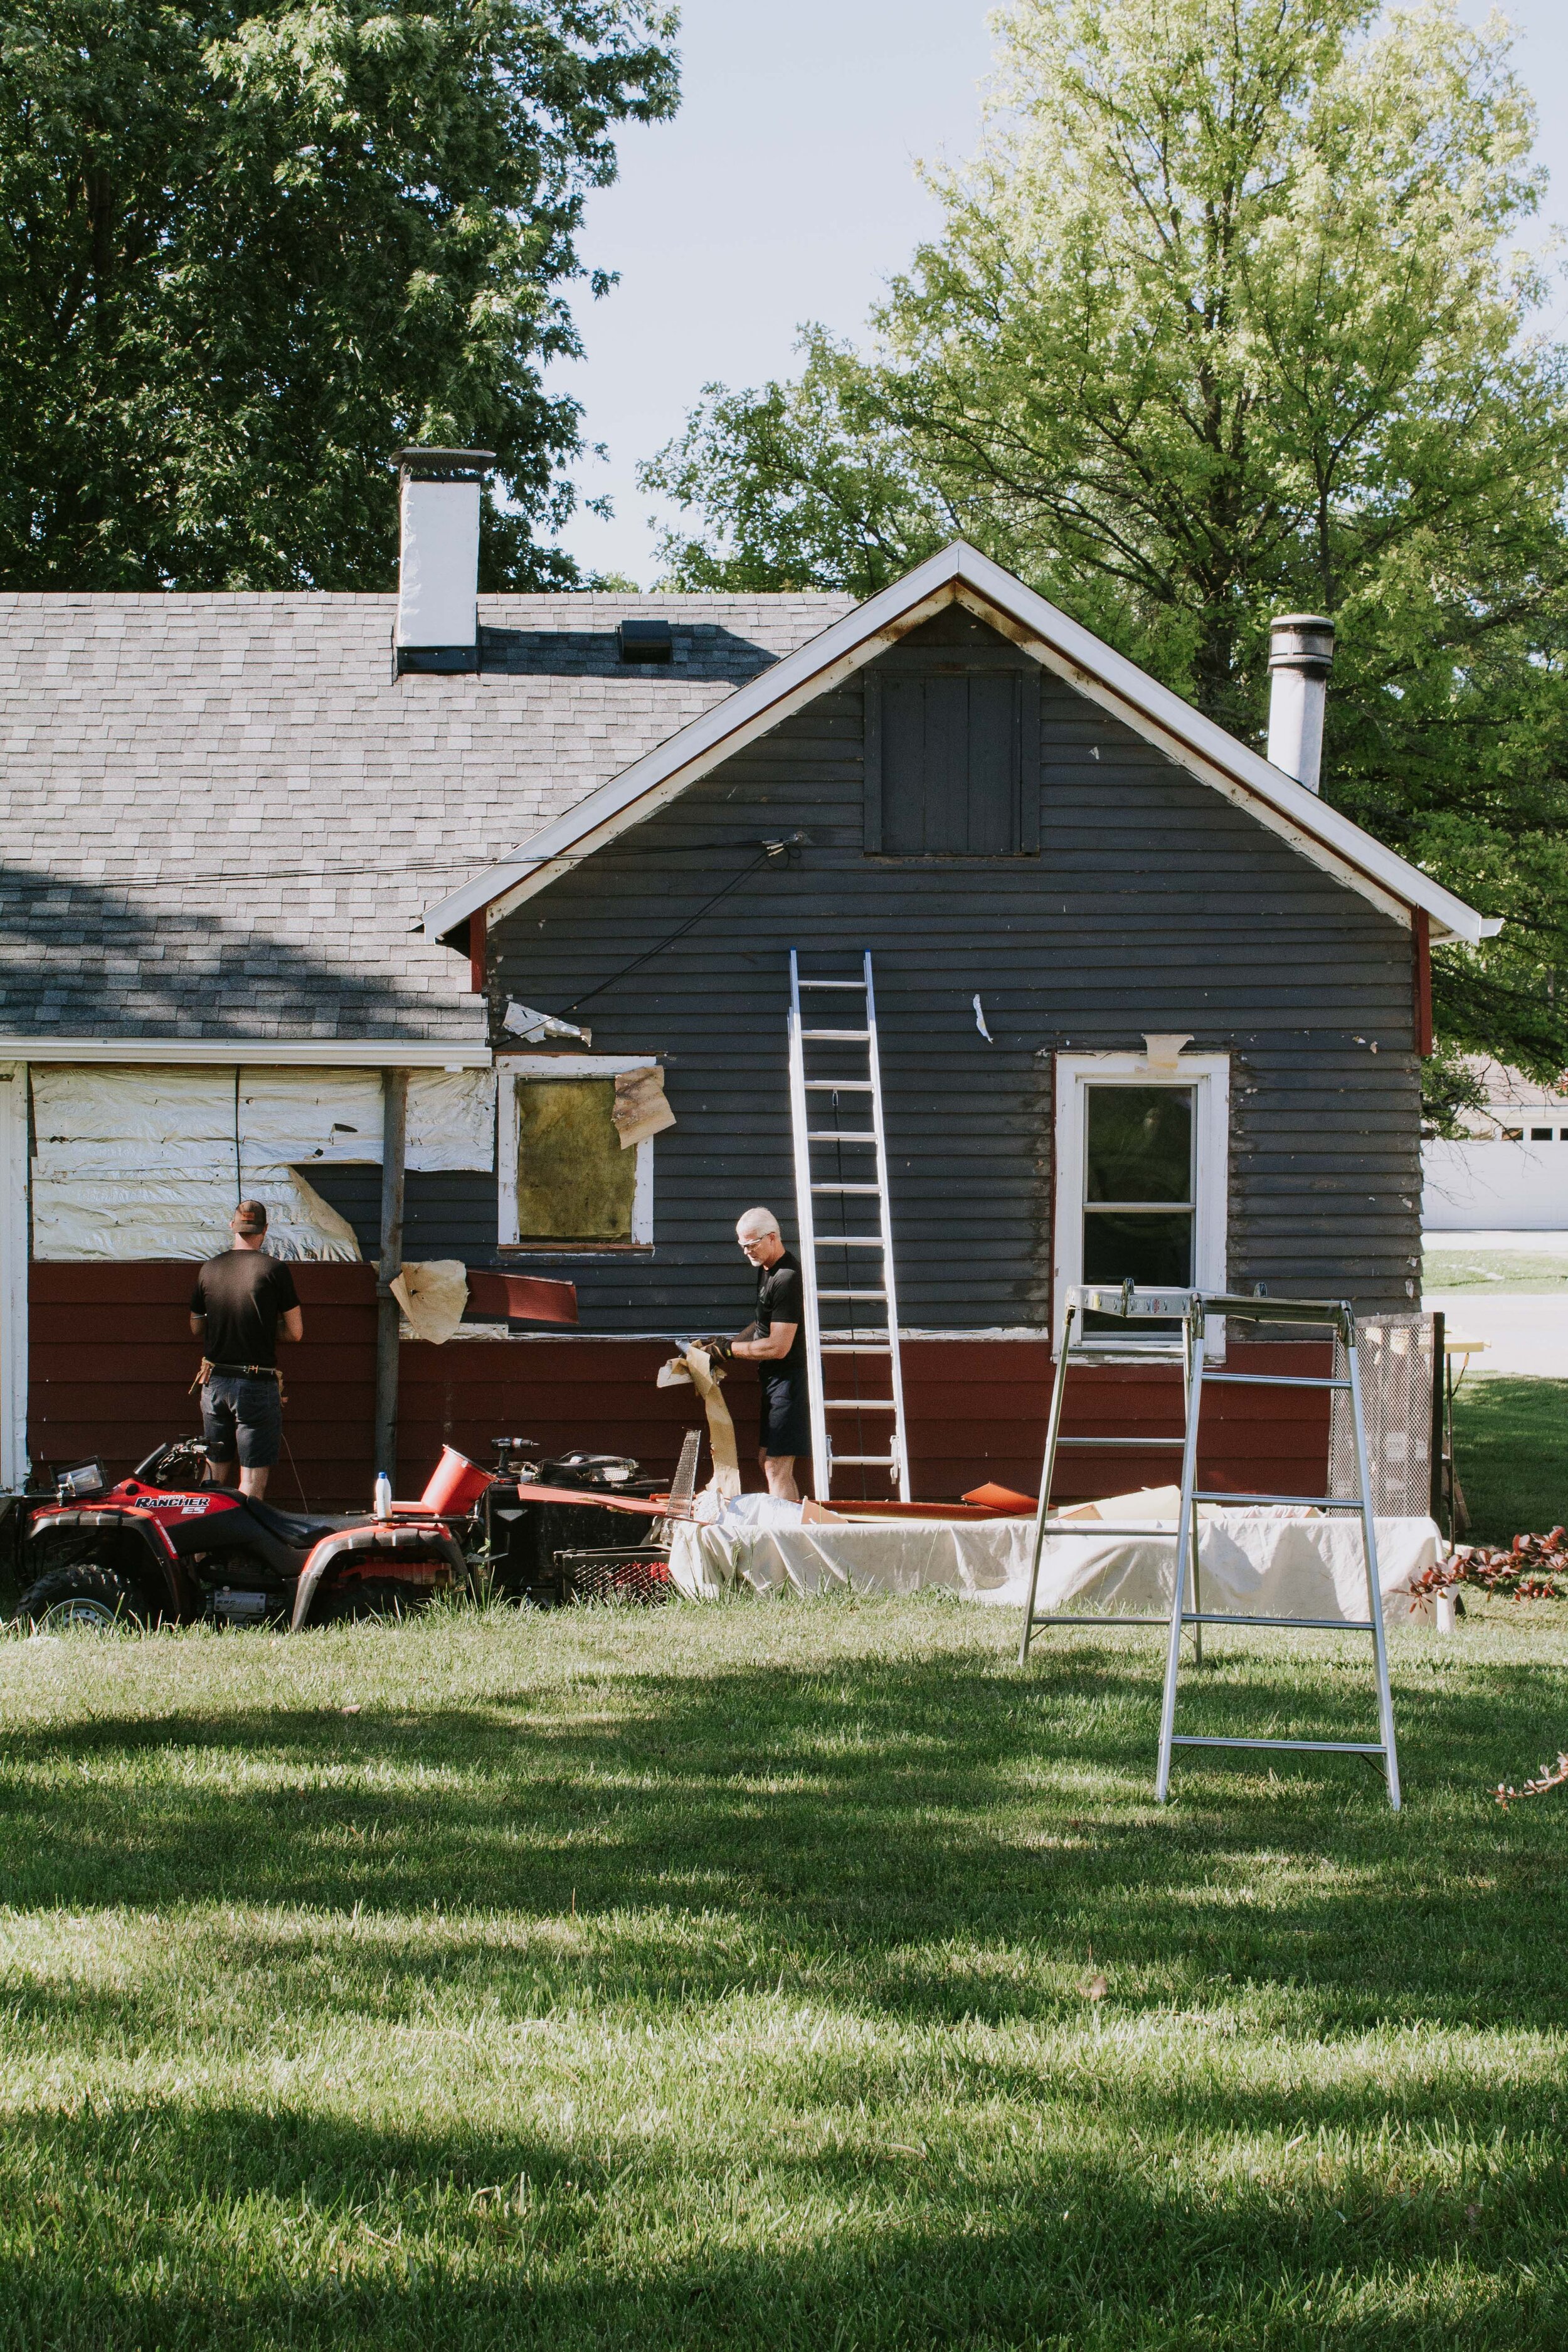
[420,539,1495,950]
[1,1036,492,1067]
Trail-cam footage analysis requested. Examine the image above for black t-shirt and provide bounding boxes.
[190,1249,300,1369]
[755,1247,807,1378]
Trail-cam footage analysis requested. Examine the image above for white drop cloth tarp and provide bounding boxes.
[31,1065,496,1261]
[669,1505,1446,1623]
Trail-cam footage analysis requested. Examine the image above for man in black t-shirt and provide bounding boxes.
[188,1200,304,1499]
[729,1206,810,1500]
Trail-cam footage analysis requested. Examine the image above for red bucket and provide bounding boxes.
[420,1445,492,1515]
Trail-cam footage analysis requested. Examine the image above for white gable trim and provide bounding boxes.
[420,543,1497,949]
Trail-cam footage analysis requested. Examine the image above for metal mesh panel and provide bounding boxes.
[553,1545,672,1605]
[1328,1313,1435,1516]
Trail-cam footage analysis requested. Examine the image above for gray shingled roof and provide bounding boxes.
[0,589,852,1044]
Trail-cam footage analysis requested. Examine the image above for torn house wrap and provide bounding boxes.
[30,1065,497,1260]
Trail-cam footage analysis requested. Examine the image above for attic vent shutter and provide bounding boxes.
[864,668,1040,854]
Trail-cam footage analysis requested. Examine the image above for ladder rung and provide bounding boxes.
[801,1027,870,1039]
[814,1236,882,1247]
[1170,1736,1385,1756]
[805,1079,873,1090]
[819,1288,886,1300]
[1029,1613,1175,1628]
[1034,1522,1180,1538]
[797,979,867,990]
[1193,1491,1365,1510]
[833,1454,896,1466]
[1181,1613,1376,1633]
[824,1397,896,1409]
[807,1131,876,1142]
[821,1343,891,1353]
[1055,1435,1186,1449]
[811,1183,882,1194]
[1204,1372,1353,1392]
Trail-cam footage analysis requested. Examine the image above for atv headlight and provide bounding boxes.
[56,1458,107,1502]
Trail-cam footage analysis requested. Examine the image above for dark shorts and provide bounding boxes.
[759,1366,811,1459]
[201,1372,283,1469]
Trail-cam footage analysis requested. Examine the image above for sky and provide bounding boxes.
[548,0,1568,588]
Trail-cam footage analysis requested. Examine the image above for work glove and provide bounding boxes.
[696,1333,735,1364]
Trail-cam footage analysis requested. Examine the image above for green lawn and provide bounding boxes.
[1449,1376,1568,1545]
[2,1598,1567,2349]
[1423,1249,1568,1293]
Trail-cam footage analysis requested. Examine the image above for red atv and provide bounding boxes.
[14,1440,468,1632]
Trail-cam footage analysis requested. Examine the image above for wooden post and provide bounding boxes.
[374,1069,408,1486]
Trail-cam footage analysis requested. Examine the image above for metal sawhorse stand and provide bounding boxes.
[1018,1283,1401,1811]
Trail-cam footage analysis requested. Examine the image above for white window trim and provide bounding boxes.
[1052,1052,1229,1356]
[496,1054,656,1249]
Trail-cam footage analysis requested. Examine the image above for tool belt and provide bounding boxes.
[190,1358,287,1406]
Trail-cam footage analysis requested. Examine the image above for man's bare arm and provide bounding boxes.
[281,1306,304,1343]
[733,1320,797,1363]
[189,1313,205,1338]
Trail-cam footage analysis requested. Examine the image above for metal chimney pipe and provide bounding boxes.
[1266,613,1335,793]
[393,447,494,674]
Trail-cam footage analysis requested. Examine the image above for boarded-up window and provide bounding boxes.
[514,1079,636,1242]
[865,669,1041,854]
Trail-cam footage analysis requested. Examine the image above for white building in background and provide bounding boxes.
[1422,1059,1568,1232]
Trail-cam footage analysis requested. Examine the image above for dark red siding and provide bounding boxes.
[29,1262,378,1510]
[28,1264,1329,1512]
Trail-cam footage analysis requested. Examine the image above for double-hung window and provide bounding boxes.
[1052,1052,1229,1348]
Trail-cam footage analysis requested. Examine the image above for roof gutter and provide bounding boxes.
[0,1037,492,1067]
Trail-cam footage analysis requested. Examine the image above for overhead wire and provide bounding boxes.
[559,844,784,1015]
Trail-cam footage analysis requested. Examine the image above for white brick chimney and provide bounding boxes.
[393,447,494,674]
[1266,613,1334,793]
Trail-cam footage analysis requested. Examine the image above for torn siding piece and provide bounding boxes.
[612,1065,675,1150]
[391,1259,469,1344]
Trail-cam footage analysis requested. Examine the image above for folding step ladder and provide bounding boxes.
[1018,1283,1401,1809]
[787,948,910,1500]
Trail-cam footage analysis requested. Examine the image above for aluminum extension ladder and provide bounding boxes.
[787,948,910,1500]
[1018,1283,1401,1809]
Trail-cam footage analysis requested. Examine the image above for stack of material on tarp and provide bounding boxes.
[667,1485,1446,1620]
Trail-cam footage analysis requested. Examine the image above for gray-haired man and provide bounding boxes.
[727,1206,809,1501]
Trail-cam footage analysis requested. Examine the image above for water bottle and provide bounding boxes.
[374,1472,392,1522]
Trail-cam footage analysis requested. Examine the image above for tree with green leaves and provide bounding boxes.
[0,0,678,590]
[646,1,1568,1074]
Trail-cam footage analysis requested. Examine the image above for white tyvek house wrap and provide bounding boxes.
[29,1066,496,1261]
[669,1507,1444,1617]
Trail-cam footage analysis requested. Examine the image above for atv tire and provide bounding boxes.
[16,1561,147,1631]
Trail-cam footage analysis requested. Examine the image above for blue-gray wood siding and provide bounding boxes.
[457,605,1419,1335]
